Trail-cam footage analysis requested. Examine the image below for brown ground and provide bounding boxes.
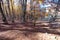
[0,22,60,40]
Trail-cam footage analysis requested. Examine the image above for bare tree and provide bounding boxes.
[10,0,15,22]
[22,0,27,23]
[0,0,8,23]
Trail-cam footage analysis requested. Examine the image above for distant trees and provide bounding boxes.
[0,0,28,24]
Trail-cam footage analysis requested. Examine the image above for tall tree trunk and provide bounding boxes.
[7,0,11,21]
[10,0,15,22]
[0,0,8,23]
[22,0,27,23]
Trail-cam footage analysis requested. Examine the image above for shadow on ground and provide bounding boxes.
[0,22,60,35]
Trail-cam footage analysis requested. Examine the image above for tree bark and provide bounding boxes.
[22,0,27,23]
[0,0,8,23]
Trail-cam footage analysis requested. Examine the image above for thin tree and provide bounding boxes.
[22,0,27,23]
[10,0,15,22]
[7,0,13,22]
[0,0,8,24]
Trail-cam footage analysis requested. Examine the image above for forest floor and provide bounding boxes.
[0,21,60,40]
